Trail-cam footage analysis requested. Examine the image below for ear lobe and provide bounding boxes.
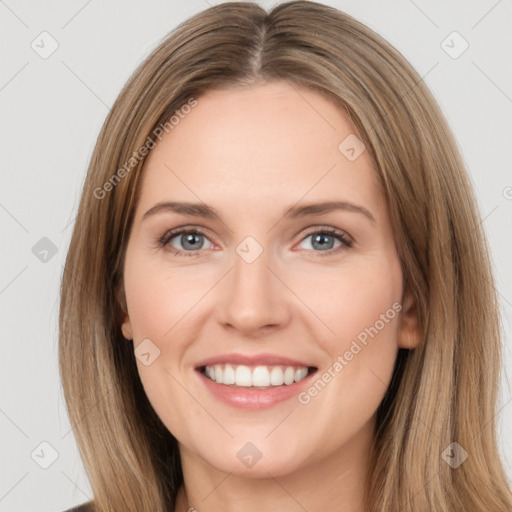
[121,318,133,341]
[116,280,133,340]
[397,288,421,349]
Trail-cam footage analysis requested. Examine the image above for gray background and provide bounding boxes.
[1,0,511,510]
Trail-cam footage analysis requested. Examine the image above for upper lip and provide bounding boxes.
[195,352,317,369]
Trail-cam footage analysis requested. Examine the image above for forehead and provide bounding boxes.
[136,80,383,219]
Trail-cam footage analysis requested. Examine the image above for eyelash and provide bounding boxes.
[157,225,353,258]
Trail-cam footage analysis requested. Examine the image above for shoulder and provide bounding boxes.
[62,502,94,512]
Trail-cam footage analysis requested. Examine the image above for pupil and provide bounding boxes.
[183,233,201,250]
[314,234,332,250]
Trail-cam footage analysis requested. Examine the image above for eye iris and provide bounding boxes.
[181,233,203,250]
[312,233,334,250]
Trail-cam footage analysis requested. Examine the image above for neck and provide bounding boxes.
[174,418,374,512]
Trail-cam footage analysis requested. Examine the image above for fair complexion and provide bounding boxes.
[121,80,420,512]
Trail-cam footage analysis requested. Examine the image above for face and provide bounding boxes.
[121,80,419,478]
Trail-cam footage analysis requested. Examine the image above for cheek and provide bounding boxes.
[122,250,202,437]
[295,254,403,351]
[293,255,402,411]
[122,250,213,408]
[123,249,206,340]
[301,264,401,418]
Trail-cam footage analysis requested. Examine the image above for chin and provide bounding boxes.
[188,435,311,478]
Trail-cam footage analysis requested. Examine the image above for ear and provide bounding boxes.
[121,316,133,341]
[117,280,133,341]
[397,287,421,349]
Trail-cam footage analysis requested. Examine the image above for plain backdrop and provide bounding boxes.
[1,0,511,510]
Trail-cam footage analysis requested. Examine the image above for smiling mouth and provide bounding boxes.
[199,364,318,389]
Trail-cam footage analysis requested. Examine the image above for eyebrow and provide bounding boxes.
[142,200,376,224]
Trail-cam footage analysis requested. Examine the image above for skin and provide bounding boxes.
[121,80,420,512]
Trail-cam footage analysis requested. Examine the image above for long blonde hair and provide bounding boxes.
[59,1,512,510]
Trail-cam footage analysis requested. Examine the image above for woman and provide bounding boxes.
[59,1,512,511]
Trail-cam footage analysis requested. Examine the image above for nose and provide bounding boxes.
[214,241,292,337]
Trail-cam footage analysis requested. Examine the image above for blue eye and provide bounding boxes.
[158,226,353,257]
[159,228,212,257]
[298,228,353,255]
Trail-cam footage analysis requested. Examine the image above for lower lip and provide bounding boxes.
[197,369,316,409]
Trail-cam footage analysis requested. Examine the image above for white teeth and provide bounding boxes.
[215,365,223,383]
[235,365,252,387]
[203,364,311,387]
[284,366,295,385]
[295,368,308,382]
[223,364,235,385]
[270,366,284,386]
[252,366,271,387]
